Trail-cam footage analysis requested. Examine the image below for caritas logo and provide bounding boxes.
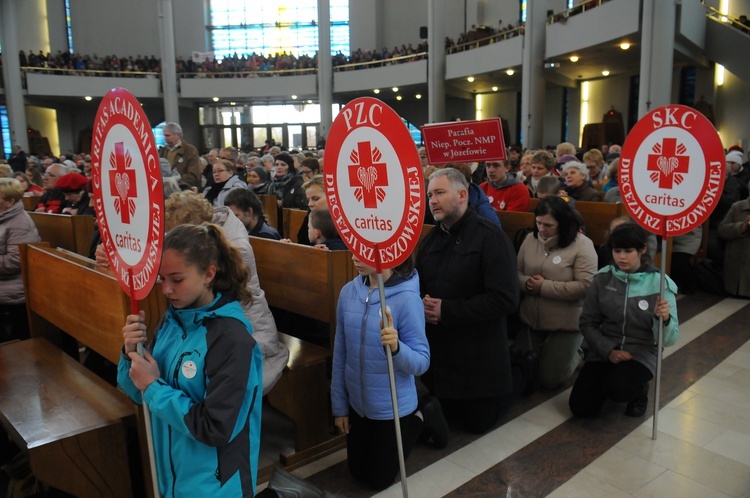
[620,105,725,237]
[326,97,424,268]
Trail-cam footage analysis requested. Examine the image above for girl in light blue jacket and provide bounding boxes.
[332,253,431,491]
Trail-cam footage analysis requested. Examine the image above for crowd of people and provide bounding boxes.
[2,128,749,495]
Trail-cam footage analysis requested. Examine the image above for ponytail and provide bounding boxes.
[164,224,252,305]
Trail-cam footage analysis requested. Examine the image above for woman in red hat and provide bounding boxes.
[56,173,92,216]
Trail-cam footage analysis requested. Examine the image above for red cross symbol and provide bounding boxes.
[348,141,388,209]
[108,142,138,224]
[647,138,689,189]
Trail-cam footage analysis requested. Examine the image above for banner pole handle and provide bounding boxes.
[128,270,160,497]
[374,250,409,498]
[652,223,667,440]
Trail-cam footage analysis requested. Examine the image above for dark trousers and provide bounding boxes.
[439,364,526,434]
[0,303,30,343]
[569,360,653,417]
[346,406,423,491]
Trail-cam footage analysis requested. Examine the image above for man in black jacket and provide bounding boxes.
[417,168,527,435]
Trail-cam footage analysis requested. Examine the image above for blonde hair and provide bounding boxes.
[0,164,13,178]
[0,178,24,202]
[302,174,324,191]
[164,191,213,231]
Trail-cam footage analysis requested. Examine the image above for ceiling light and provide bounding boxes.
[212,97,219,102]
[373,89,380,94]
[570,56,579,63]
[84,96,92,101]
[602,70,610,76]
[506,69,515,76]
[415,94,422,99]
[467,76,475,83]
[307,100,313,104]
[291,95,297,99]
[396,95,402,101]
[392,87,399,92]
[230,101,236,106]
[620,42,631,50]
[492,86,499,92]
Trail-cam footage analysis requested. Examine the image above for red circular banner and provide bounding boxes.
[91,88,164,300]
[325,97,425,270]
[620,105,725,237]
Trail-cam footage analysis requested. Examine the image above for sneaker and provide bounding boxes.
[625,396,648,417]
[267,467,325,498]
[419,395,449,449]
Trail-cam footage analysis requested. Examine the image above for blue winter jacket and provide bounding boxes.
[331,270,429,420]
[118,293,263,498]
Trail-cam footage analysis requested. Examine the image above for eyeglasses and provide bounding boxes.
[299,169,313,175]
[43,172,58,178]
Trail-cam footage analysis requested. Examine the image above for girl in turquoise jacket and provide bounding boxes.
[118,224,262,497]
[569,223,679,418]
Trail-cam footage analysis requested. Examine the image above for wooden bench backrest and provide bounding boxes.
[574,201,627,246]
[28,212,94,257]
[283,208,308,242]
[23,196,41,211]
[20,244,167,363]
[260,194,279,229]
[496,210,535,246]
[249,236,355,332]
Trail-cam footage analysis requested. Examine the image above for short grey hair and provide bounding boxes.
[163,122,183,136]
[561,160,589,180]
[429,167,468,192]
[261,154,274,164]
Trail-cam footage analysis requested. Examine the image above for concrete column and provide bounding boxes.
[520,0,546,148]
[427,0,446,124]
[157,0,179,124]
[317,0,333,139]
[0,0,30,152]
[638,0,676,117]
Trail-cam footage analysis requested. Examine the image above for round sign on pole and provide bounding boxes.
[325,97,425,270]
[620,105,725,237]
[91,88,164,300]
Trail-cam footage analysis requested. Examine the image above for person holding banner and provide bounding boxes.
[568,223,679,418]
[118,224,263,498]
[331,253,446,491]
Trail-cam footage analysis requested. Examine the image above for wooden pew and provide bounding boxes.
[28,212,94,257]
[22,196,41,211]
[572,201,628,246]
[261,194,279,229]
[496,210,536,247]
[283,208,308,242]
[7,244,167,498]
[249,236,355,467]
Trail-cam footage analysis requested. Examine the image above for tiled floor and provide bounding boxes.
[274,294,750,497]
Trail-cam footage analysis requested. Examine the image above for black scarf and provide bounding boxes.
[205,178,230,204]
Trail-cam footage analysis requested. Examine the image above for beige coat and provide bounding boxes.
[517,232,598,331]
[718,199,750,297]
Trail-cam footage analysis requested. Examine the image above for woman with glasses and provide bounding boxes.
[203,159,247,208]
[268,153,306,210]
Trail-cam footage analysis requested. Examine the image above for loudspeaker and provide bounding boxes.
[420,26,428,39]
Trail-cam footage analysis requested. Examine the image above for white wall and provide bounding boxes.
[477,90,518,144]
[17,0,50,53]
[714,68,750,149]
[69,0,159,57]
[348,0,379,51]
[174,0,209,58]
[46,0,68,54]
